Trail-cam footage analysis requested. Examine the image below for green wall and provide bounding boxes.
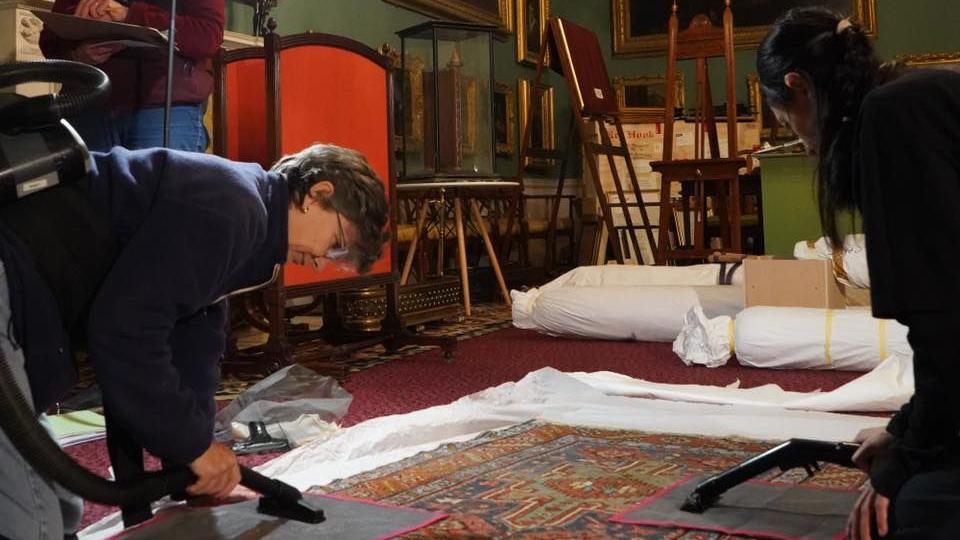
[225,0,960,178]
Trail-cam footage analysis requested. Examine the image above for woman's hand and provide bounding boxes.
[188,442,242,499]
[852,426,895,471]
[846,482,890,539]
[75,0,129,22]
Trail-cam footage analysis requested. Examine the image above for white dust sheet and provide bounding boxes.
[81,366,900,538]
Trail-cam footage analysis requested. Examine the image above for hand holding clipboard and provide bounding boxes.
[34,10,170,50]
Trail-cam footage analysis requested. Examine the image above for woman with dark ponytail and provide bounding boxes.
[759,7,960,540]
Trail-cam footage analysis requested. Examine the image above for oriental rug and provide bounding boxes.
[321,421,867,539]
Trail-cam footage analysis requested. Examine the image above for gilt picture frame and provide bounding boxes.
[518,78,555,171]
[612,0,877,57]
[494,82,517,157]
[897,51,960,73]
[515,0,550,65]
[385,0,514,32]
[613,73,685,124]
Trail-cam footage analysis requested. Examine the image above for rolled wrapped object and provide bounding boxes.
[674,305,910,371]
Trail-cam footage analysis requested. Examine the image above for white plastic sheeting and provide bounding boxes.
[794,234,870,288]
[512,264,744,342]
[568,354,913,412]
[673,307,735,367]
[254,368,888,492]
[674,306,910,371]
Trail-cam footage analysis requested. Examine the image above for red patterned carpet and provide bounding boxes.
[322,421,866,538]
[68,325,867,531]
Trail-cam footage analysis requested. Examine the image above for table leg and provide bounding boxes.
[453,197,471,317]
[470,198,511,306]
[400,197,429,286]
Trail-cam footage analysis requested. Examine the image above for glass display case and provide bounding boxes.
[398,21,496,181]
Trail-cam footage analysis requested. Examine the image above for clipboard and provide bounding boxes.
[34,10,169,49]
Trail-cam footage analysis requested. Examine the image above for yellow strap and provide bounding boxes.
[728,319,736,355]
[878,319,888,361]
[824,309,834,367]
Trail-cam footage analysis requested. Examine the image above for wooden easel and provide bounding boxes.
[505,17,658,266]
[650,0,746,264]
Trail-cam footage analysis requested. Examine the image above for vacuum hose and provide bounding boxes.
[0,348,304,508]
[0,348,194,505]
[0,61,110,132]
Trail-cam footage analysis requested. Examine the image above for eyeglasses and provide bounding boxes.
[325,212,350,261]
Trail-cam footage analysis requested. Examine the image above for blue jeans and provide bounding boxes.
[0,261,83,539]
[69,103,208,153]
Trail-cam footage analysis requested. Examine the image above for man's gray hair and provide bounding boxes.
[271,144,389,273]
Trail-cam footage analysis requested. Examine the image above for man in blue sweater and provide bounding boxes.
[0,143,389,539]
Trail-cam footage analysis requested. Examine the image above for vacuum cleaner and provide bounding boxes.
[0,60,323,529]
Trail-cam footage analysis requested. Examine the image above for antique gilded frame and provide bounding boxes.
[518,78,555,169]
[745,73,761,123]
[515,0,550,65]
[612,0,878,57]
[613,73,685,124]
[464,78,479,154]
[493,81,516,157]
[385,0,514,32]
[897,51,960,71]
[402,53,426,149]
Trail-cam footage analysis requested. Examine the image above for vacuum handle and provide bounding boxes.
[240,466,304,502]
[142,465,303,503]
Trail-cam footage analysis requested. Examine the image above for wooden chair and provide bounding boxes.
[650,0,746,264]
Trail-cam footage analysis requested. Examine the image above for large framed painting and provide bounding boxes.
[385,0,514,32]
[515,0,550,65]
[612,0,877,57]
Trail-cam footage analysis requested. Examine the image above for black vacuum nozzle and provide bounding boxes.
[258,495,326,524]
[680,491,713,513]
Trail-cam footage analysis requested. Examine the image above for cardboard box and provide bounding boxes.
[744,258,846,309]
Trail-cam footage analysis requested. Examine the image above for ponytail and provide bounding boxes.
[757,7,887,247]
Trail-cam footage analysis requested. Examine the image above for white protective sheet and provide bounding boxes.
[255,368,894,491]
[674,306,911,371]
[568,354,913,412]
[794,234,870,288]
[80,367,896,539]
[512,264,744,342]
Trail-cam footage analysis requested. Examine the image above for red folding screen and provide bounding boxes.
[269,36,394,288]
